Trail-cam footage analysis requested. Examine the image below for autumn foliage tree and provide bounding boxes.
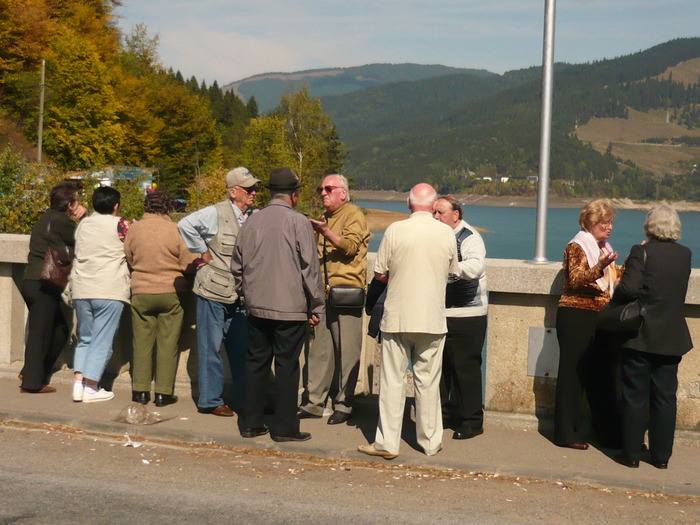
[0,1,347,224]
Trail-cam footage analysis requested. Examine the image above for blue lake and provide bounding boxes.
[356,201,700,266]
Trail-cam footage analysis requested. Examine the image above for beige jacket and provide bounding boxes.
[71,213,130,303]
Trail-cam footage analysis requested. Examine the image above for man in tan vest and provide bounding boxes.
[178,167,260,417]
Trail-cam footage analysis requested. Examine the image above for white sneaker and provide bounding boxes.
[72,382,84,402]
[82,388,115,403]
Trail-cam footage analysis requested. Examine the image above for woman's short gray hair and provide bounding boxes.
[644,204,681,241]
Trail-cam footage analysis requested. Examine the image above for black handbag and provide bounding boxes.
[597,247,647,333]
[323,238,365,308]
[328,286,366,308]
[597,299,646,332]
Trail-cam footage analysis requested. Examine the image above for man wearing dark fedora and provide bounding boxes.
[231,167,325,442]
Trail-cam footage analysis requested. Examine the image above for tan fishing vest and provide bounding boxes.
[192,201,240,304]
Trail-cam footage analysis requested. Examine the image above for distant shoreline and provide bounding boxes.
[352,190,700,212]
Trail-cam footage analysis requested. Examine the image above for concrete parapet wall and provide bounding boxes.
[1,236,698,431]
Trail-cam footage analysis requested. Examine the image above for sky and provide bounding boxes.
[114,1,700,87]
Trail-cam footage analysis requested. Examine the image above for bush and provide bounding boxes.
[0,148,66,234]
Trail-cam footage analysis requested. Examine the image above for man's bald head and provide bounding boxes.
[407,183,438,212]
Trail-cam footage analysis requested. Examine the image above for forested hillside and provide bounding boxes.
[324,38,700,200]
[0,0,343,227]
[2,3,699,208]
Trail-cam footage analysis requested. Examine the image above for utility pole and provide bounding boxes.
[531,0,556,264]
[37,59,46,163]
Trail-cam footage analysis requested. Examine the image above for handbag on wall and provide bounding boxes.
[597,247,647,333]
[323,238,365,309]
[39,219,71,291]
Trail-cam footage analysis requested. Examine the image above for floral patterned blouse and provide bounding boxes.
[558,242,612,311]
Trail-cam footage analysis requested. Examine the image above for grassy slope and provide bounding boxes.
[576,106,700,176]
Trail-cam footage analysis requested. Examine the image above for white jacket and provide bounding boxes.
[71,213,130,303]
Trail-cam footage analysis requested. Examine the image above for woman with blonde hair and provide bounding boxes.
[554,198,621,450]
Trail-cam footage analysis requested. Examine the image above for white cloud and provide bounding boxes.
[115,0,700,83]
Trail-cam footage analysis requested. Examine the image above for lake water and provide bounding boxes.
[356,201,700,267]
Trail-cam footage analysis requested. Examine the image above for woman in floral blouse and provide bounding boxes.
[554,199,621,450]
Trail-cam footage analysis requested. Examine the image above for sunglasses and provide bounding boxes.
[238,185,259,194]
[316,185,341,195]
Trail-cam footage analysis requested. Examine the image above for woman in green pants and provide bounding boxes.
[124,191,199,406]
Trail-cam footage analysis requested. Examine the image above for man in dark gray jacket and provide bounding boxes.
[231,167,325,442]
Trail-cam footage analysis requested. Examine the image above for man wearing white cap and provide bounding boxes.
[178,167,260,417]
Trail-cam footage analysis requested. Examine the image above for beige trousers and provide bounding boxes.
[374,332,445,456]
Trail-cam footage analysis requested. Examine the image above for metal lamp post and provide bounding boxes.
[530,0,557,264]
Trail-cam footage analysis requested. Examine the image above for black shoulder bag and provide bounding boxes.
[597,247,647,333]
[323,237,365,308]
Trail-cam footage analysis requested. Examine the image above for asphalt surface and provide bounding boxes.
[1,365,698,498]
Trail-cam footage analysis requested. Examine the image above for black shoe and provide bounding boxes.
[452,426,484,440]
[650,457,668,469]
[614,454,640,468]
[132,391,150,405]
[154,393,178,407]
[297,407,322,419]
[240,426,269,438]
[271,432,312,442]
[327,410,351,425]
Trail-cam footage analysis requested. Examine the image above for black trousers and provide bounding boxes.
[239,315,308,437]
[20,279,69,391]
[554,307,620,446]
[621,349,681,462]
[440,315,487,429]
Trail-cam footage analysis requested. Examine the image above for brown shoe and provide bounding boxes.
[20,385,57,394]
[358,443,397,460]
[564,442,589,450]
[199,404,235,417]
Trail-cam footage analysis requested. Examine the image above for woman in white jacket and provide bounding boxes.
[70,186,130,403]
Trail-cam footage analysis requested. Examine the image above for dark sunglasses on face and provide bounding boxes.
[316,185,341,195]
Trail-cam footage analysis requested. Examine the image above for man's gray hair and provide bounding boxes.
[644,203,681,241]
[327,174,350,201]
[270,190,295,200]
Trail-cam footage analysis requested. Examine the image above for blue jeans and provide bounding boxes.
[73,299,124,382]
[196,296,248,410]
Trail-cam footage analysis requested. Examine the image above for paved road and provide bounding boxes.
[1,421,697,525]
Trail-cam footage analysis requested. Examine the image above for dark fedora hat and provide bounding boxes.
[265,167,303,191]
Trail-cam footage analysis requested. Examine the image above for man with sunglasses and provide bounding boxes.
[298,174,370,425]
[178,167,260,417]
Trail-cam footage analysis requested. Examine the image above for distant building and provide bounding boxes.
[526,175,538,184]
[67,166,156,194]
[499,176,509,183]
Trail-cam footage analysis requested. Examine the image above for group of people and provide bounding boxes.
[554,199,693,469]
[20,183,196,408]
[19,171,692,466]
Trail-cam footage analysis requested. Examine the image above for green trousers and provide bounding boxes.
[131,293,184,395]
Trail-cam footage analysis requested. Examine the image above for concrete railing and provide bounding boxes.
[2,234,699,430]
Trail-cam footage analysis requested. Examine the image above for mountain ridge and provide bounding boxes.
[223,63,496,112]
